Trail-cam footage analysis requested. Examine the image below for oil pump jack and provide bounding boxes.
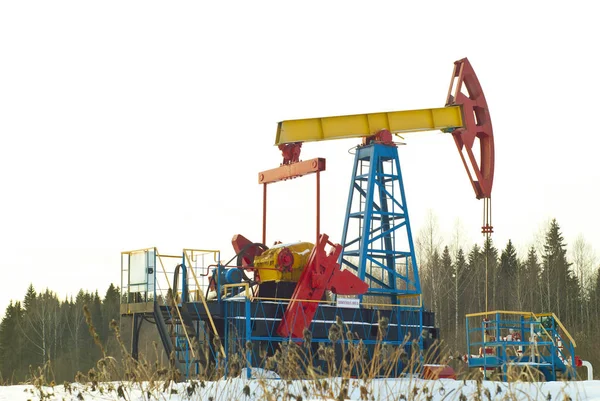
[120,58,495,378]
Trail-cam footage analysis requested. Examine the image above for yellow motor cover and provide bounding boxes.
[254,242,314,282]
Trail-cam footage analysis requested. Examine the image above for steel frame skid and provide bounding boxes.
[465,311,579,381]
[223,295,435,377]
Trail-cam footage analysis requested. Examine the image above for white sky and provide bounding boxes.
[1,1,599,316]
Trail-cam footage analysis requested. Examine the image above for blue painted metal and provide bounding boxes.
[334,143,427,369]
[339,143,421,303]
[245,296,252,379]
[224,268,243,285]
[465,312,577,381]
[222,297,431,377]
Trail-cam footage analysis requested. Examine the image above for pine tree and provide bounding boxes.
[23,284,36,312]
[522,246,543,312]
[101,284,121,356]
[429,249,441,316]
[439,246,453,335]
[0,301,24,382]
[498,240,518,310]
[53,298,74,381]
[453,248,469,347]
[87,291,104,363]
[467,244,484,313]
[482,237,499,310]
[541,219,572,321]
[20,284,40,369]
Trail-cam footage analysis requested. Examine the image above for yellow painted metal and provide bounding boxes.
[184,254,227,358]
[121,247,156,255]
[395,293,423,308]
[535,312,577,347]
[120,302,153,315]
[223,282,252,298]
[465,310,577,348]
[183,248,220,283]
[466,310,535,318]
[254,242,314,282]
[276,105,463,145]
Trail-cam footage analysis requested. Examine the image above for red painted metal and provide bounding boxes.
[276,248,294,271]
[316,170,320,247]
[262,183,267,245]
[362,129,395,146]
[422,364,457,380]
[259,157,326,184]
[328,268,370,295]
[279,142,302,165]
[446,58,495,200]
[231,234,265,268]
[276,234,368,339]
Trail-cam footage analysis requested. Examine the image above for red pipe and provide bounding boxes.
[262,183,267,245]
[316,170,320,244]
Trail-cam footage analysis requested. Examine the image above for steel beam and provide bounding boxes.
[276,106,463,145]
[258,157,325,184]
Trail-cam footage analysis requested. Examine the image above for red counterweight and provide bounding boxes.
[232,234,266,268]
[277,233,368,339]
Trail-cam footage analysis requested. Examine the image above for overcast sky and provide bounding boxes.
[1,1,598,316]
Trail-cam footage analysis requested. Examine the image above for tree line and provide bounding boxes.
[417,216,600,375]
[0,284,121,383]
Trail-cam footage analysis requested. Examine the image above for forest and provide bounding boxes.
[0,284,121,383]
[0,218,598,383]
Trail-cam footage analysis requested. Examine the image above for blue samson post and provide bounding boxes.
[338,137,421,305]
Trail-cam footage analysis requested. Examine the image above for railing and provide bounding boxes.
[186,260,226,358]
[155,250,196,360]
[533,312,576,366]
[221,285,430,378]
[465,310,577,380]
[183,249,220,301]
[121,247,203,361]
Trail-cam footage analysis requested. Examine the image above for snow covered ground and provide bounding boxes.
[1,376,600,401]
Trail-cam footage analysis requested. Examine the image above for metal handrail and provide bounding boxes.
[466,310,576,367]
[185,257,226,358]
[222,282,252,299]
[183,249,220,277]
[536,312,577,347]
[156,249,196,359]
[224,294,423,309]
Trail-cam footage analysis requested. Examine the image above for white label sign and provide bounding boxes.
[336,298,360,309]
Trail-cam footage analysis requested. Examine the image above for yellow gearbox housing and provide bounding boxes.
[254,242,314,282]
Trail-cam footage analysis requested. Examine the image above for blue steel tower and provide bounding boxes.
[339,135,421,305]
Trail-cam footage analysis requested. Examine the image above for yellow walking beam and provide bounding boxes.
[276,105,463,145]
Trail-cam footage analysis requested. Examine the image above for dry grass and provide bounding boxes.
[20,311,586,401]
